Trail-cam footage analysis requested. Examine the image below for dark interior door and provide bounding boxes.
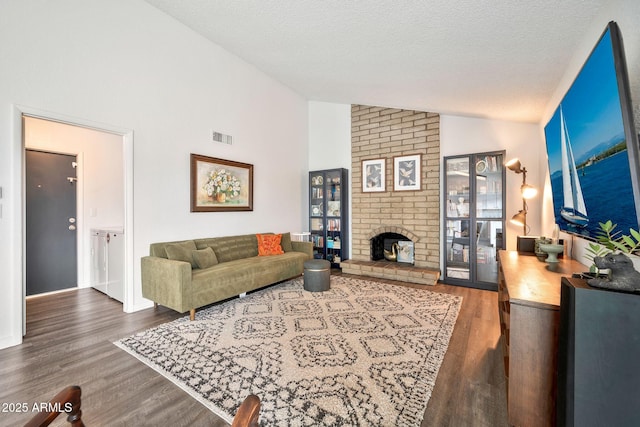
[26,150,78,296]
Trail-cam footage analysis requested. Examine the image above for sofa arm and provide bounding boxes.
[291,241,313,259]
[141,256,192,313]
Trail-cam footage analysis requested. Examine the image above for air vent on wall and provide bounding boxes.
[212,131,233,145]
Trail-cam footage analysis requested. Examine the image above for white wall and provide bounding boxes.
[0,0,308,349]
[308,102,352,171]
[440,115,545,252]
[308,101,352,240]
[24,117,125,288]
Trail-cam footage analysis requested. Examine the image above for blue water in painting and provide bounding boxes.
[550,150,639,238]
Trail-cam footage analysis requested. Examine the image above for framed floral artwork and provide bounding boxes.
[190,154,253,212]
[362,158,386,192]
[393,154,421,191]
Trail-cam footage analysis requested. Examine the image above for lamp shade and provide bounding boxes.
[506,158,523,173]
[510,210,526,227]
[521,184,538,199]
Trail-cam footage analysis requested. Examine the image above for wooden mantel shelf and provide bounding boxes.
[497,250,587,427]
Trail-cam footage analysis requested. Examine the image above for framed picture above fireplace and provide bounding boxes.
[362,158,386,192]
[394,154,421,191]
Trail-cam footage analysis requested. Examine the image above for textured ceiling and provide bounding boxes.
[144,0,608,123]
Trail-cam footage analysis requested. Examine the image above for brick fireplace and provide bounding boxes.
[341,105,440,285]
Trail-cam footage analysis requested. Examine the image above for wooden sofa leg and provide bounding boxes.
[154,302,158,310]
[190,309,195,321]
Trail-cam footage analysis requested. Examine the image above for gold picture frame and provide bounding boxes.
[190,154,253,212]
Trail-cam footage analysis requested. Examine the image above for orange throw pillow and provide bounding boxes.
[257,234,284,256]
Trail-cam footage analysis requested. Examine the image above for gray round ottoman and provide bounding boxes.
[303,259,331,292]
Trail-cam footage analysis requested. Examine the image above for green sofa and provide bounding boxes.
[141,233,312,320]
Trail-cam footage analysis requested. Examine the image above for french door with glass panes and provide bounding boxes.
[443,151,505,290]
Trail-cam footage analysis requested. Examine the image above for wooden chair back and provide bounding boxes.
[23,385,84,427]
[231,394,260,427]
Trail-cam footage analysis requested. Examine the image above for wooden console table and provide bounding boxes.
[497,250,587,427]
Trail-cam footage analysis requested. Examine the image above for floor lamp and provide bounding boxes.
[505,158,537,236]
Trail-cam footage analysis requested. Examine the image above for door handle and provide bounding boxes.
[69,225,76,231]
[69,217,76,223]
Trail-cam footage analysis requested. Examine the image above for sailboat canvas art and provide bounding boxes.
[558,107,589,227]
[544,22,640,238]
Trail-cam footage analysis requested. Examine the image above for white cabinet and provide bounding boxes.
[91,230,107,294]
[90,228,124,302]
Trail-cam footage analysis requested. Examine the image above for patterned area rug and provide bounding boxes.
[115,276,462,426]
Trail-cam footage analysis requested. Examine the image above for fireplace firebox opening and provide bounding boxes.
[370,232,414,264]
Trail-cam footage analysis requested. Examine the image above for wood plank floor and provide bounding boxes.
[0,274,508,426]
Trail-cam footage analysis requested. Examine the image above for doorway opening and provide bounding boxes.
[24,115,125,297]
[19,109,133,337]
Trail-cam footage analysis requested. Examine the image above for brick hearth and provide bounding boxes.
[340,259,440,285]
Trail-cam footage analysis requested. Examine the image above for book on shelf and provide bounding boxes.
[312,187,324,199]
[327,219,341,231]
[485,155,501,172]
[311,234,324,248]
[333,237,341,249]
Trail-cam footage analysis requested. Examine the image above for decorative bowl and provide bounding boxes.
[538,243,564,263]
[535,237,552,262]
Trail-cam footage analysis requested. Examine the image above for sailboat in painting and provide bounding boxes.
[559,107,589,227]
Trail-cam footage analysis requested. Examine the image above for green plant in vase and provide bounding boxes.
[594,220,640,254]
[584,242,610,274]
[586,220,640,293]
[582,220,640,275]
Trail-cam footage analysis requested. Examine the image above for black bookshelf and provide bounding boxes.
[309,168,348,267]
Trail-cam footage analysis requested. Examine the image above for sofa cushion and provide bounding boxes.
[257,234,284,256]
[280,232,293,252]
[192,247,218,269]
[196,234,259,263]
[191,252,307,293]
[165,240,198,268]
